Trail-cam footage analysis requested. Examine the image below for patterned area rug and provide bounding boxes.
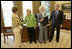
[1,29,71,48]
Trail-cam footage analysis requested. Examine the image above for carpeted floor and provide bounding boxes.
[1,29,71,48]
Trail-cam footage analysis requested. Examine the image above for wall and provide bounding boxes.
[55,1,71,19]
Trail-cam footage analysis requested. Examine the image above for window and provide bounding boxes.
[23,1,32,20]
[1,1,13,27]
[41,1,50,19]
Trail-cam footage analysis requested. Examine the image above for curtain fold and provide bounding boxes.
[32,1,41,15]
[50,1,55,16]
[1,6,5,33]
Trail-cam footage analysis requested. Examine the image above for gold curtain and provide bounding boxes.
[1,6,5,33]
[13,1,23,18]
[50,1,55,16]
[49,1,55,25]
[13,1,41,17]
[12,1,55,18]
[32,1,41,14]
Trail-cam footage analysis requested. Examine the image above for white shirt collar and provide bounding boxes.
[41,12,46,17]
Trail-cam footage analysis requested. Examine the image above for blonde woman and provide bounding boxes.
[22,9,37,44]
[12,7,22,48]
[37,5,48,44]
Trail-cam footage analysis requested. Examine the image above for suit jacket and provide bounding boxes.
[12,14,21,30]
[50,10,64,26]
[37,12,48,29]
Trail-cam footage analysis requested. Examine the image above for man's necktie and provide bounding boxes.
[55,11,58,18]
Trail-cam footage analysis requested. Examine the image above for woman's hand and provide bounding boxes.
[47,24,50,26]
[18,26,23,29]
[40,18,44,22]
[34,27,36,29]
[21,22,23,24]
[60,24,63,28]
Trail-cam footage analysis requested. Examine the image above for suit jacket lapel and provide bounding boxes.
[40,12,44,18]
[53,10,56,18]
[54,10,60,18]
[58,10,60,17]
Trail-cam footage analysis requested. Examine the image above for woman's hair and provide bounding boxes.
[39,5,45,12]
[12,6,18,13]
[26,9,31,13]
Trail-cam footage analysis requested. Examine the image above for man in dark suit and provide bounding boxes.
[49,4,64,42]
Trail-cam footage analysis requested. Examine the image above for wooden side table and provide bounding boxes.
[21,26,51,42]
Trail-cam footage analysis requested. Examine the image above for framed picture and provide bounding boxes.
[61,3,71,13]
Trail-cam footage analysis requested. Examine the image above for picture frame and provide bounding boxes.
[61,3,71,13]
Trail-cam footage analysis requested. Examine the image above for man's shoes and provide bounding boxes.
[29,41,32,44]
[34,41,37,44]
[49,40,52,42]
[56,40,59,43]
[40,42,42,44]
[44,42,46,44]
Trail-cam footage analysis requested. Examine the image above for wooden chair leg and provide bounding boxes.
[4,35,6,43]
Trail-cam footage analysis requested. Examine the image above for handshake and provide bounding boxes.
[21,22,24,27]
